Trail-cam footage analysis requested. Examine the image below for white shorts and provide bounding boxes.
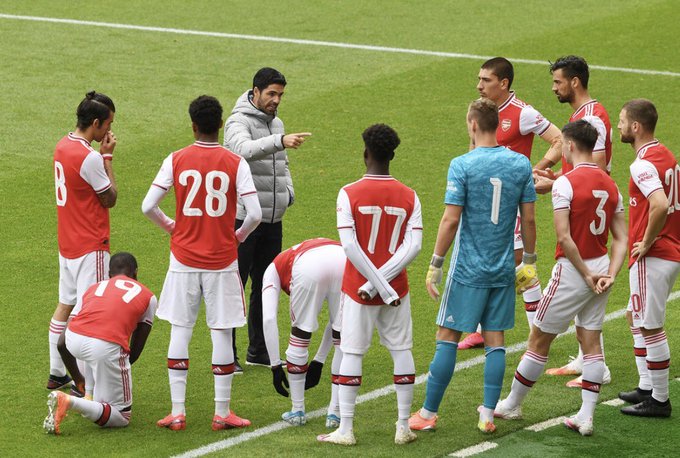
[157,266,246,329]
[289,246,344,333]
[627,257,680,329]
[340,293,413,355]
[513,210,523,251]
[534,256,610,334]
[65,329,131,410]
[59,251,109,314]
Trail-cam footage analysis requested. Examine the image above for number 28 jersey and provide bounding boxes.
[152,141,257,270]
[337,175,423,305]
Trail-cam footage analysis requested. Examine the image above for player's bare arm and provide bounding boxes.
[129,322,153,365]
[592,150,607,171]
[518,201,537,255]
[599,210,628,293]
[535,124,563,170]
[97,131,118,208]
[426,204,462,300]
[56,331,85,394]
[632,189,668,259]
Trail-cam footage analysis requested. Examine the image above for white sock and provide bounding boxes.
[578,354,604,421]
[391,350,415,427]
[338,352,363,435]
[286,334,310,413]
[49,319,67,377]
[506,350,547,408]
[645,331,671,402]
[479,406,494,423]
[523,283,542,328]
[328,342,342,416]
[211,328,234,417]
[69,396,129,427]
[631,326,651,390]
[420,407,437,420]
[168,325,193,416]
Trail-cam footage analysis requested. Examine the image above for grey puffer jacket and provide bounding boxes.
[224,90,294,223]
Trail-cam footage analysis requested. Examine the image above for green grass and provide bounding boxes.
[1,1,679,456]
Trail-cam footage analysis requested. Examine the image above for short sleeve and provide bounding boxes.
[152,154,174,191]
[582,115,607,152]
[139,295,157,326]
[444,158,466,205]
[616,191,624,213]
[80,151,111,194]
[336,188,355,230]
[236,157,257,197]
[519,105,551,136]
[551,176,573,211]
[630,159,663,197]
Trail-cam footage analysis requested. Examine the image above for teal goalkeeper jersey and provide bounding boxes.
[444,146,536,287]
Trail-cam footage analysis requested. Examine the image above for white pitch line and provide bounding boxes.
[602,398,625,407]
[449,441,499,457]
[525,416,567,432]
[1,13,680,78]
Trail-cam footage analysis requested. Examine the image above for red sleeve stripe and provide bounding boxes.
[240,190,258,197]
[537,123,551,136]
[152,183,168,191]
[413,227,423,230]
[95,183,112,194]
[337,226,353,230]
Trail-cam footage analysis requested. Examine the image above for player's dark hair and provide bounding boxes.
[253,67,287,91]
[76,91,115,129]
[550,55,589,89]
[622,98,658,133]
[189,95,223,135]
[109,252,138,278]
[481,57,514,89]
[561,120,598,152]
[468,98,499,132]
[362,124,400,163]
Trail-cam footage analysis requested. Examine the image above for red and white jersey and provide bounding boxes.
[552,163,623,260]
[337,175,423,305]
[54,133,112,258]
[563,100,613,174]
[496,92,552,159]
[69,275,156,352]
[152,141,257,270]
[628,140,680,266]
[273,238,342,295]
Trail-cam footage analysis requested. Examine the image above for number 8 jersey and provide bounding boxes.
[152,141,257,270]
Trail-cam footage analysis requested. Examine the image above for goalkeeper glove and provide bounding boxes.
[305,360,323,390]
[271,364,289,397]
[516,252,539,293]
[426,254,445,298]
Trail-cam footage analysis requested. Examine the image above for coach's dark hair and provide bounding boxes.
[109,252,138,278]
[482,57,514,89]
[362,124,400,162]
[468,98,499,132]
[550,55,589,89]
[561,120,598,152]
[622,98,658,133]
[189,95,223,135]
[76,91,115,129]
[253,67,287,91]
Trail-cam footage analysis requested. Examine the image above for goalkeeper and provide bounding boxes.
[409,98,538,434]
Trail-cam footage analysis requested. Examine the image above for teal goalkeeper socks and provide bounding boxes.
[423,340,458,413]
[483,346,506,409]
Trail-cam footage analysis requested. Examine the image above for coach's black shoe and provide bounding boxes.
[245,353,270,367]
[46,374,72,390]
[621,397,671,418]
[234,358,243,375]
[618,388,652,404]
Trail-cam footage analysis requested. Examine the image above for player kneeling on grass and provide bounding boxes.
[44,253,157,434]
[494,120,627,436]
[409,98,537,434]
[261,238,345,427]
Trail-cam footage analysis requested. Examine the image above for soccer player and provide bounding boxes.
[535,56,614,387]
[261,238,345,427]
[317,124,423,446]
[44,253,156,434]
[409,98,537,434]
[142,95,262,431]
[494,120,627,436]
[49,91,117,393]
[459,57,563,350]
[616,99,680,417]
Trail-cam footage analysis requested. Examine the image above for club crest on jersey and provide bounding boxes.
[501,119,512,132]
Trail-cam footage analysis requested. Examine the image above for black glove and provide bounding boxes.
[272,364,289,397]
[305,360,324,390]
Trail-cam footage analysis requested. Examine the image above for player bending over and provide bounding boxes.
[494,120,627,436]
[262,238,345,427]
[44,253,156,434]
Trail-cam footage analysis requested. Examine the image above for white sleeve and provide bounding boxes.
[519,105,551,137]
[80,151,112,194]
[630,159,663,198]
[616,192,625,213]
[262,264,283,367]
[152,154,174,191]
[141,185,175,233]
[551,176,573,211]
[235,157,257,197]
[139,295,158,326]
[582,115,607,152]
[234,158,262,242]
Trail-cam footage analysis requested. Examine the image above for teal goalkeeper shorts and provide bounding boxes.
[436,279,515,332]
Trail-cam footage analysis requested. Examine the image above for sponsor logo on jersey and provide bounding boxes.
[630,197,637,207]
[502,119,512,132]
[637,171,655,183]
[446,181,458,193]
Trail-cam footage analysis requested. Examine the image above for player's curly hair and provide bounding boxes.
[362,124,400,162]
[189,95,223,134]
[76,91,115,129]
[550,55,589,89]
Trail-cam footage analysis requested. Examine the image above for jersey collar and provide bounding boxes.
[68,132,91,145]
[362,174,395,180]
[193,141,221,148]
[572,99,597,117]
[498,92,516,112]
[636,140,659,158]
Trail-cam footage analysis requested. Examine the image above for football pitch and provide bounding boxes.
[1,1,679,456]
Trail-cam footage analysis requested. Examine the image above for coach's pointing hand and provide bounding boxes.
[272,364,289,397]
[283,132,312,149]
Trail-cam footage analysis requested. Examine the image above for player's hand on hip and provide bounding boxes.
[283,132,312,149]
[100,130,117,157]
[631,237,660,259]
[271,364,289,397]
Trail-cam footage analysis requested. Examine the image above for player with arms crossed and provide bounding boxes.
[494,120,627,436]
[44,253,156,434]
[616,99,680,417]
[318,124,423,446]
[142,95,262,431]
[262,238,345,427]
[49,91,118,393]
[409,98,537,434]
[459,57,563,350]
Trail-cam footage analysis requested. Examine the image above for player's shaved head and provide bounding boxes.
[76,91,115,129]
[622,99,658,133]
[110,252,138,279]
[189,95,223,135]
[561,120,597,152]
[481,57,514,89]
[362,124,400,163]
[468,98,499,133]
[550,55,589,89]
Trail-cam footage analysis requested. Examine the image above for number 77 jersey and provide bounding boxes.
[337,175,423,305]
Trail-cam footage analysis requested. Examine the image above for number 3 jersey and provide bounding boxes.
[337,175,422,305]
[152,141,257,270]
[628,140,680,266]
[552,163,623,260]
[445,146,536,288]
